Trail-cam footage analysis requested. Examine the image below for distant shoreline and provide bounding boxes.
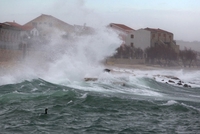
[105,63,200,71]
[0,61,200,74]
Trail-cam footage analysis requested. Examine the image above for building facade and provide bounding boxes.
[109,23,136,58]
[23,14,74,39]
[109,23,135,47]
[146,28,179,52]
[0,22,25,49]
[132,29,151,50]
[0,21,32,61]
[109,23,180,59]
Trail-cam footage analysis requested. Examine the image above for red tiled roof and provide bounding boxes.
[21,25,34,30]
[0,23,5,26]
[144,27,173,35]
[110,23,134,31]
[2,21,33,31]
[4,21,22,28]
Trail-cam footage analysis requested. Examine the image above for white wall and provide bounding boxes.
[133,29,151,50]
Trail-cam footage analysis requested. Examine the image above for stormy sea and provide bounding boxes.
[0,29,200,134]
[1,67,200,134]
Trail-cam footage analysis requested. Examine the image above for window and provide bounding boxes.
[169,35,171,41]
[131,34,134,38]
[164,34,166,37]
[131,43,134,47]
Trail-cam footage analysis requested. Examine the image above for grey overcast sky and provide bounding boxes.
[0,0,200,41]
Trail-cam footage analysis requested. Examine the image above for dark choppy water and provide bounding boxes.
[1,69,200,134]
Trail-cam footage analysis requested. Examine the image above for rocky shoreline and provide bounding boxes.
[103,63,200,88]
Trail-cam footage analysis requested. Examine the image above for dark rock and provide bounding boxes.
[183,84,191,88]
[84,78,98,81]
[164,75,180,80]
[177,81,182,85]
[177,82,182,85]
[104,69,111,72]
[168,80,175,83]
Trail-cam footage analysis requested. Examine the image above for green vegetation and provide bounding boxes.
[113,44,197,67]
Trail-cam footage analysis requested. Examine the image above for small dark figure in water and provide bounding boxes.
[45,108,48,114]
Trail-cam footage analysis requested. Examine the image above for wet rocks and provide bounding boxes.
[104,68,111,72]
[183,84,191,88]
[168,80,175,83]
[154,75,192,88]
[84,78,98,81]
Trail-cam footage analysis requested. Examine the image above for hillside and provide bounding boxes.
[176,40,200,52]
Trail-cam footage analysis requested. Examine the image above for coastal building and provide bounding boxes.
[0,21,32,61]
[0,21,27,49]
[22,25,39,37]
[133,28,179,53]
[108,23,180,60]
[23,14,74,39]
[146,28,179,53]
[109,23,135,47]
[73,24,94,36]
[109,23,135,58]
[131,29,151,51]
[131,28,180,60]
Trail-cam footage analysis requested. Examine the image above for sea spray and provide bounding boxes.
[40,27,122,83]
[0,25,121,86]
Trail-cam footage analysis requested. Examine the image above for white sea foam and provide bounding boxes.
[67,100,73,104]
[181,102,200,112]
[31,88,38,92]
[80,93,88,99]
[162,100,178,106]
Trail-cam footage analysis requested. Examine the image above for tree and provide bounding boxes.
[179,48,196,67]
[145,43,178,66]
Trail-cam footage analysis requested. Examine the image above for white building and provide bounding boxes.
[109,23,135,47]
[109,23,180,59]
[109,24,150,50]
[23,14,74,38]
[132,29,151,50]
[133,28,179,53]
